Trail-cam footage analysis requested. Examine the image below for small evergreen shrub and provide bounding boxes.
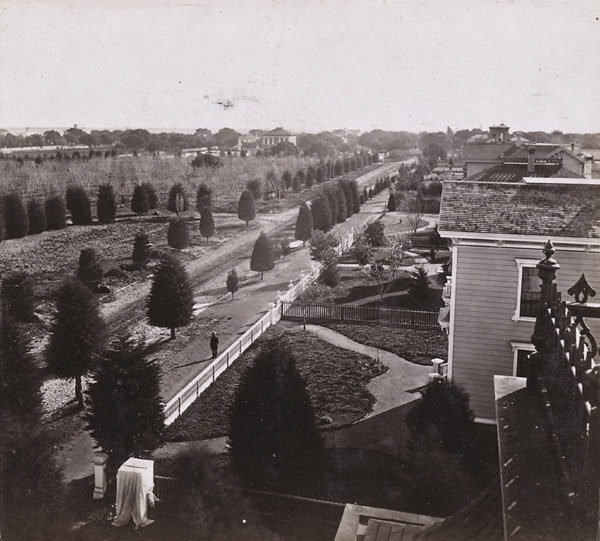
[131,185,149,215]
[66,185,92,225]
[167,183,188,215]
[3,192,29,238]
[167,217,190,250]
[141,182,158,209]
[27,199,46,234]
[1,271,35,321]
[45,195,67,230]
[97,184,117,223]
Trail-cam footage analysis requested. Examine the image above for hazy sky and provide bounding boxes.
[1,0,599,133]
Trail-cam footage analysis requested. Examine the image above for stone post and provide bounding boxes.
[93,453,109,499]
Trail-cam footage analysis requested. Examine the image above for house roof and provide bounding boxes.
[462,143,514,162]
[265,127,293,136]
[465,163,582,183]
[439,181,600,238]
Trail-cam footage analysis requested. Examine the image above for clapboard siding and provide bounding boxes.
[452,243,600,420]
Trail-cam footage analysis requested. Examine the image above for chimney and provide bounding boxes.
[516,133,522,146]
[528,146,535,173]
[571,142,575,153]
[584,156,593,180]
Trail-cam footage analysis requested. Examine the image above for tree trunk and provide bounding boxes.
[171,327,176,340]
[75,375,84,408]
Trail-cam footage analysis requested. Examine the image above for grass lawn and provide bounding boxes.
[321,322,448,365]
[163,321,383,442]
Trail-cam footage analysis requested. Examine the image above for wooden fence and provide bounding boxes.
[281,301,439,327]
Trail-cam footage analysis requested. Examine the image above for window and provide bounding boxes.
[513,259,540,320]
[511,342,535,377]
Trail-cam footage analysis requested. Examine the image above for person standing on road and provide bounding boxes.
[210,331,219,358]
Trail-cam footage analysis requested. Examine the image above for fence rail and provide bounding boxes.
[281,301,439,327]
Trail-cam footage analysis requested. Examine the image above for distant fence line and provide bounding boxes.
[281,301,440,327]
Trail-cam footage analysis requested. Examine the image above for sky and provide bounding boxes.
[1,0,599,134]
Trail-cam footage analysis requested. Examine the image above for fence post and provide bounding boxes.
[341,305,345,321]
[227,350,229,367]
[251,329,253,342]
[178,397,181,416]
[212,365,215,382]
[196,380,199,397]
[93,453,108,499]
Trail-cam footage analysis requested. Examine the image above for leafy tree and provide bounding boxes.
[131,184,149,215]
[199,206,215,244]
[364,220,386,247]
[168,216,190,250]
[27,199,46,234]
[66,185,92,225]
[246,178,263,200]
[1,310,64,540]
[77,248,104,290]
[196,183,212,212]
[229,341,324,488]
[352,236,373,267]
[237,190,256,227]
[387,193,397,212]
[147,254,194,339]
[282,170,293,190]
[167,183,189,215]
[250,232,274,280]
[86,335,164,464]
[409,265,431,306]
[142,182,158,209]
[319,248,339,287]
[309,230,338,261]
[3,192,29,238]
[97,183,117,223]
[226,268,239,299]
[405,196,425,234]
[45,195,67,230]
[294,202,313,246]
[310,196,332,232]
[1,272,35,322]
[132,230,151,273]
[46,277,105,407]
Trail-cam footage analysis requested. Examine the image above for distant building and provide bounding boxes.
[261,127,297,148]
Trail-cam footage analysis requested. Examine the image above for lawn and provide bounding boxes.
[163,321,383,441]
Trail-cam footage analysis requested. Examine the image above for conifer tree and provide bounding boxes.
[46,277,105,407]
[334,183,347,223]
[323,185,339,224]
[237,189,255,227]
[1,271,35,322]
[141,182,158,209]
[77,248,104,290]
[131,184,149,215]
[199,206,215,244]
[229,341,324,488]
[86,335,164,464]
[409,265,431,306]
[147,254,194,339]
[168,216,190,250]
[4,192,29,238]
[246,178,263,200]
[316,165,325,183]
[294,202,313,246]
[1,310,64,539]
[196,183,212,212]
[132,230,151,274]
[45,194,67,230]
[349,179,361,214]
[66,185,92,225]
[282,170,293,190]
[305,166,315,188]
[27,199,46,234]
[97,183,117,223]
[226,268,239,299]
[250,232,274,280]
[310,196,332,232]
[387,193,397,212]
[167,183,188,215]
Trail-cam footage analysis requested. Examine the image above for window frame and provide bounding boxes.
[512,258,540,321]
[510,341,536,377]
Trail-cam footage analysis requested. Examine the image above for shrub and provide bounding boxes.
[294,202,313,246]
[309,230,338,261]
[1,272,35,321]
[132,230,150,271]
[196,183,212,212]
[282,170,293,190]
[237,190,255,227]
[45,195,67,230]
[409,265,431,305]
[131,185,149,215]
[246,178,262,200]
[3,192,29,238]
[226,268,239,299]
[310,196,332,232]
[199,206,215,243]
[319,248,339,287]
[250,232,274,280]
[27,199,46,234]
[167,183,188,215]
[364,220,386,247]
[77,248,104,290]
[167,217,190,250]
[352,236,373,266]
[97,183,116,223]
[141,182,158,209]
[387,193,397,212]
[66,185,92,225]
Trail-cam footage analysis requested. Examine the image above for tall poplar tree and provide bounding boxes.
[294,202,313,246]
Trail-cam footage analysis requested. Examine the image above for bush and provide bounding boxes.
[226,268,239,299]
[294,202,313,246]
[27,199,46,234]
[3,192,29,238]
[66,185,92,225]
[141,182,158,209]
[1,272,35,321]
[199,206,215,243]
[310,196,332,232]
[45,195,67,230]
[131,185,149,215]
[132,230,150,271]
[409,265,431,305]
[167,183,188,215]
[77,248,103,290]
[309,230,338,261]
[167,217,190,250]
[250,232,274,280]
[319,248,339,287]
[237,190,255,227]
[97,183,116,223]
[246,178,263,200]
[364,220,386,247]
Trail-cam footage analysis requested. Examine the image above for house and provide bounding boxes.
[261,127,297,148]
[438,179,600,421]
